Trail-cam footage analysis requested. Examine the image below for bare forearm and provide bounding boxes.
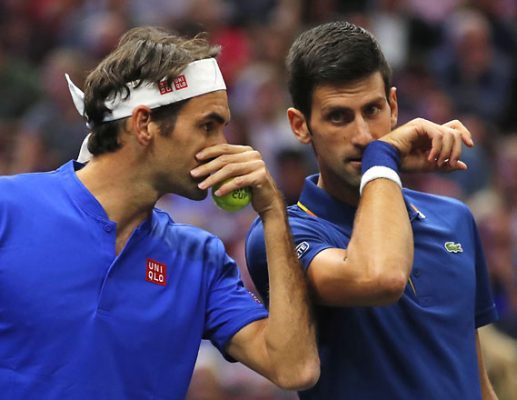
[260,202,319,388]
[192,143,319,388]
[346,179,413,303]
[344,117,474,304]
[481,384,499,400]
[476,332,499,400]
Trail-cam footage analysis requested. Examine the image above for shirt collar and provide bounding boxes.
[58,160,110,220]
[297,174,423,225]
[58,160,154,234]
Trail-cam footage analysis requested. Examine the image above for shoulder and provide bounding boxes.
[0,170,46,188]
[152,208,226,255]
[248,204,329,235]
[0,170,58,203]
[404,188,472,215]
[153,208,220,241]
[403,188,475,228]
[286,204,330,231]
[0,171,63,237]
[246,204,325,244]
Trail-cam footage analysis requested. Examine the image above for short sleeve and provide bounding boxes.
[288,215,335,271]
[203,237,268,359]
[246,212,335,305]
[245,218,270,303]
[470,215,499,327]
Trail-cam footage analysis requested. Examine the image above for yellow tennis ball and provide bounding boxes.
[212,180,252,212]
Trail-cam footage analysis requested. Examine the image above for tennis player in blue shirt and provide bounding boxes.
[0,27,319,399]
[246,21,498,399]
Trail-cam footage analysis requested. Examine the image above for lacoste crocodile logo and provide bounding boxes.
[444,242,463,253]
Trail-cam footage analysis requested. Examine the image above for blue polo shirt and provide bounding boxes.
[0,161,268,400]
[246,174,497,400]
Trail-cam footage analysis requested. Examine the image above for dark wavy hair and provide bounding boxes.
[286,21,392,119]
[82,26,220,155]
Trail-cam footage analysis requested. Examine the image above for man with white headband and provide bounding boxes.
[0,26,319,399]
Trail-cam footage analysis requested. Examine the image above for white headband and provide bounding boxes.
[66,58,226,124]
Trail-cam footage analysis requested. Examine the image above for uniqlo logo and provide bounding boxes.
[173,75,188,90]
[158,80,173,94]
[146,258,167,286]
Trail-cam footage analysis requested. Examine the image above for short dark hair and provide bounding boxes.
[83,26,220,155]
[286,21,392,118]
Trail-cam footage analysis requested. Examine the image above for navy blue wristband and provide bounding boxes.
[361,141,401,174]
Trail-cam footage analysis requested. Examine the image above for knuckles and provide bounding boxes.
[218,154,231,165]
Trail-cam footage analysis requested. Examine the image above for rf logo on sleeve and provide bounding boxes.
[296,242,310,259]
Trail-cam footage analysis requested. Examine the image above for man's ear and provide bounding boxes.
[388,87,398,129]
[131,106,154,146]
[287,107,312,144]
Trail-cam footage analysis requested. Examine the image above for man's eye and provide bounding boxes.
[365,105,381,116]
[328,111,347,124]
[203,122,215,132]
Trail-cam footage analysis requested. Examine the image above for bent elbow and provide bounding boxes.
[375,271,408,305]
[274,359,320,391]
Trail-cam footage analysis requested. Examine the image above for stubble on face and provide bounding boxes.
[156,91,230,201]
[313,138,363,202]
[307,72,396,204]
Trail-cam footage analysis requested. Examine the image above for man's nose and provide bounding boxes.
[351,116,373,146]
[212,127,228,146]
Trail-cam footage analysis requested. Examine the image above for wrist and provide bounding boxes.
[360,141,402,195]
[258,195,286,220]
[361,141,400,174]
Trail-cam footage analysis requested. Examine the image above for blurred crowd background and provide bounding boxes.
[0,0,516,399]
